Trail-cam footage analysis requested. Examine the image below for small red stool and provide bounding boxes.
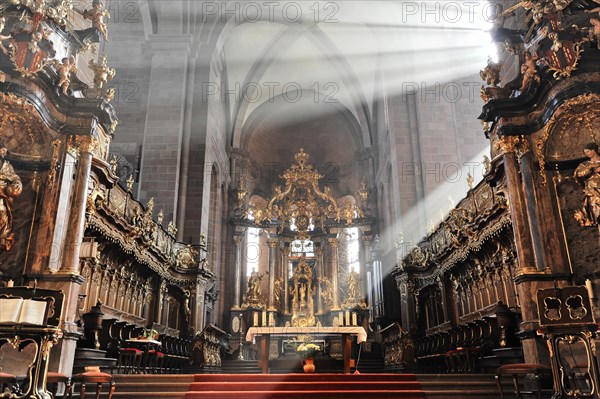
[69,371,115,399]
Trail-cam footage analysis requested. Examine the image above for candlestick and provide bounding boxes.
[585,279,595,300]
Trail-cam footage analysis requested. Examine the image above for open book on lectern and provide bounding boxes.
[0,297,48,325]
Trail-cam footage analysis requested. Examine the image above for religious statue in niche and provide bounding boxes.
[0,143,23,252]
[290,257,316,327]
[242,268,265,308]
[574,143,600,227]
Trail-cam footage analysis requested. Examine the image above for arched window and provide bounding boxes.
[341,227,360,273]
[246,227,260,276]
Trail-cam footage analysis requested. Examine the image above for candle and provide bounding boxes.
[352,312,357,326]
[268,312,275,326]
[262,310,267,326]
[6,280,14,287]
[345,311,350,326]
[253,312,259,326]
[339,312,344,326]
[585,279,595,300]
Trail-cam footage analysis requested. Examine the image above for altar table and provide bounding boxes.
[246,326,367,374]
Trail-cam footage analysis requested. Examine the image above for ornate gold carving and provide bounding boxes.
[535,93,600,184]
[74,135,99,155]
[290,257,315,326]
[243,149,360,239]
[176,244,199,269]
[0,143,23,252]
[88,54,115,90]
[494,135,528,157]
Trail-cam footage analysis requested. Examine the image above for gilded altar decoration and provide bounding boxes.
[88,53,115,89]
[574,143,600,227]
[83,0,110,41]
[0,0,73,26]
[0,144,23,252]
[291,257,316,327]
[176,244,200,269]
[535,93,600,184]
[244,149,361,239]
[242,268,266,308]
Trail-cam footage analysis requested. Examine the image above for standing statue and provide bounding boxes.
[88,54,115,89]
[0,144,23,252]
[347,270,360,299]
[246,268,265,301]
[53,57,78,96]
[574,143,600,227]
[83,0,111,41]
[519,51,539,92]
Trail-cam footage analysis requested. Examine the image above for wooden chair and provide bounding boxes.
[496,363,552,399]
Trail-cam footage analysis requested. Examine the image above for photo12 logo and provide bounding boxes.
[201,1,340,24]
[202,81,340,104]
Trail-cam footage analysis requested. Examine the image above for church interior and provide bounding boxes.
[0,0,600,398]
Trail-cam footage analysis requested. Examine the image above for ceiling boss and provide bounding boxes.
[243,149,363,239]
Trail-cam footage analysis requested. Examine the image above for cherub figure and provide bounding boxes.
[520,51,539,92]
[54,57,78,96]
[88,53,115,89]
[84,0,110,41]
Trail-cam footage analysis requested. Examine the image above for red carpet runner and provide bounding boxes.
[186,373,426,399]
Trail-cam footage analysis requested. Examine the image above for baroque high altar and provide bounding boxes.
[229,149,374,334]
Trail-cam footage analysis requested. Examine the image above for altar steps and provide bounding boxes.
[88,373,517,399]
[186,374,424,399]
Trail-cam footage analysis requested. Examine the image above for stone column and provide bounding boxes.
[232,234,243,309]
[267,238,278,310]
[328,237,341,310]
[139,35,191,218]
